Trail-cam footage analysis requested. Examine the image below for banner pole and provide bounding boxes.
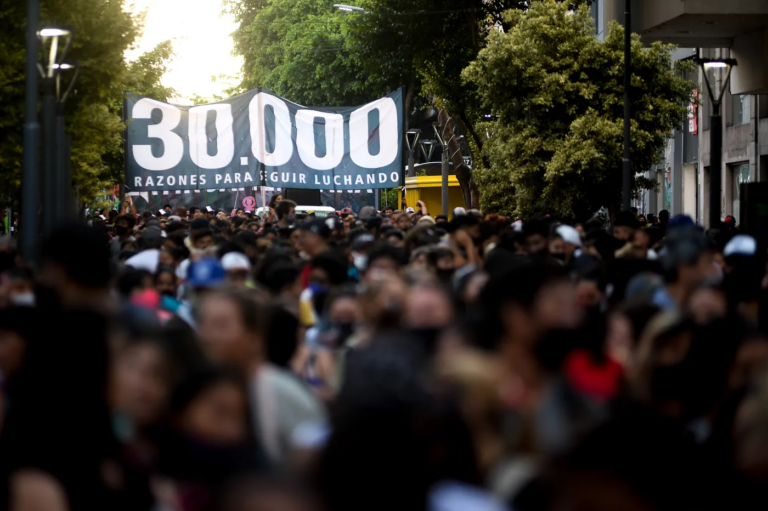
[121,90,127,209]
[260,162,267,217]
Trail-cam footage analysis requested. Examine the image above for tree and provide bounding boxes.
[462,0,694,220]
[0,0,174,205]
[228,0,386,107]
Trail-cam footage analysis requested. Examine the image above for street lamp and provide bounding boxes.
[38,26,75,236]
[419,140,438,163]
[433,122,456,217]
[696,56,737,228]
[406,129,421,177]
[333,4,368,13]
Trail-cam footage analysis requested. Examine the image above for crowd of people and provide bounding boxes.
[0,195,767,511]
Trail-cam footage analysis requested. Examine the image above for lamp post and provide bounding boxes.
[54,62,79,222]
[38,27,73,238]
[433,122,456,217]
[406,129,421,177]
[696,56,737,228]
[22,0,40,264]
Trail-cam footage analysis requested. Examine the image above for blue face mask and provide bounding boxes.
[309,283,328,294]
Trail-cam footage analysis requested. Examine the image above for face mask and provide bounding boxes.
[10,292,35,307]
[551,252,566,261]
[160,289,176,298]
[352,253,368,271]
[333,322,356,347]
[309,282,328,294]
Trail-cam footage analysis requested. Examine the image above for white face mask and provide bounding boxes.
[352,253,368,271]
[10,292,35,307]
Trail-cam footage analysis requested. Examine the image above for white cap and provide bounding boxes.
[221,252,252,271]
[167,215,181,222]
[511,220,523,233]
[453,207,467,217]
[405,207,415,213]
[157,209,166,216]
[556,224,582,247]
[206,206,214,213]
[98,215,106,221]
[125,249,160,274]
[724,234,757,257]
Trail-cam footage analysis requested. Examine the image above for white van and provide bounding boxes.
[254,205,336,218]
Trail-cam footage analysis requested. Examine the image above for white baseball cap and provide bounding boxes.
[556,224,582,247]
[724,234,757,257]
[221,252,252,272]
[405,207,416,213]
[206,206,214,213]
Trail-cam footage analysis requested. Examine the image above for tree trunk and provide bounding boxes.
[437,109,474,209]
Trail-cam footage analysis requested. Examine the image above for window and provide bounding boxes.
[732,94,751,126]
[760,95,768,120]
[732,163,751,223]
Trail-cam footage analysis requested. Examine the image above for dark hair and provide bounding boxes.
[40,223,111,289]
[315,335,478,511]
[265,306,299,368]
[268,193,283,209]
[275,200,296,220]
[116,268,153,298]
[165,221,187,234]
[192,228,214,243]
[523,218,549,239]
[231,216,246,229]
[155,264,177,282]
[367,243,407,269]
[116,214,136,229]
[311,251,349,285]
[263,262,300,295]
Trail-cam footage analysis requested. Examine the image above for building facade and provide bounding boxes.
[591,0,768,226]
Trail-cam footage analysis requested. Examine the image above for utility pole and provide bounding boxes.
[22,0,40,264]
[622,0,632,211]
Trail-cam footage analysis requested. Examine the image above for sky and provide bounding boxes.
[126,0,243,104]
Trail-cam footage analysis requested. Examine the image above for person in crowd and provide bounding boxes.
[7,198,768,511]
[196,288,326,466]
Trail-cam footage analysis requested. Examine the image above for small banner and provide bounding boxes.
[125,88,404,192]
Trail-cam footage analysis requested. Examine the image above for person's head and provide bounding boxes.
[115,214,136,238]
[176,206,188,219]
[236,208,245,217]
[39,223,112,307]
[169,367,249,446]
[112,328,170,431]
[117,268,154,299]
[686,281,727,325]
[386,230,404,248]
[658,209,670,224]
[155,265,178,297]
[613,210,639,241]
[164,204,172,212]
[637,214,647,226]
[269,193,284,209]
[395,212,412,232]
[221,251,252,287]
[309,251,349,289]
[192,228,215,250]
[435,215,448,224]
[548,233,565,259]
[403,282,453,331]
[0,307,38,381]
[479,262,580,350]
[275,199,296,221]
[358,206,377,221]
[296,219,330,256]
[522,219,550,256]
[661,229,714,289]
[365,243,406,281]
[196,289,265,367]
[384,207,395,216]
[248,221,260,234]
[263,262,302,300]
[555,224,582,262]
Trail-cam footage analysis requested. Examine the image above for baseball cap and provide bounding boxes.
[359,206,377,220]
[205,206,214,213]
[221,252,252,272]
[668,214,695,232]
[556,224,582,247]
[453,207,467,218]
[724,234,757,258]
[187,258,225,288]
[405,207,416,214]
[340,207,353,215]
[352,233,375,250]
[297,218,331,239]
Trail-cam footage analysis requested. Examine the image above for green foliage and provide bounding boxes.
[228,0,386,106]
[0,0,174,204]
[463,0,693,219]
[380,188,400,210]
